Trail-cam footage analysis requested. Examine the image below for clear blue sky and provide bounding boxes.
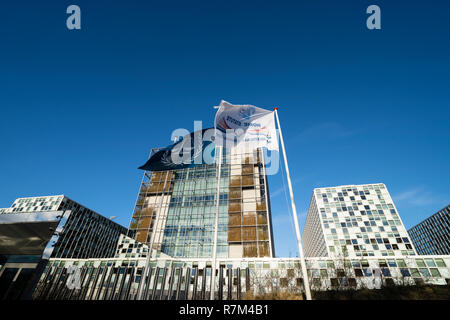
[0,1,449,257]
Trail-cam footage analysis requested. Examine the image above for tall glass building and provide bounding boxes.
[408,205,450,255]
[128,146,275,259]
[0,195,128,259]
[0,195,128,300]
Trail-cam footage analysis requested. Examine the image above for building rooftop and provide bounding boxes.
[313,183,385,191]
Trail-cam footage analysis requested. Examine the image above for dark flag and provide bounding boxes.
[138,128,215,171]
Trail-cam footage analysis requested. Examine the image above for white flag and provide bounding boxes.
[214,100,279,151]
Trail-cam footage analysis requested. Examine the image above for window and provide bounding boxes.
[354,268,363,277]
[400,268,410,277]
[388,260,397,267]
[311,269,320,277]
[337,269,345,277]
[363,268,372,277]
[397,259,407,268]
[410,268,420,277]
[435,259,446,267]
[430,268,441,277]
[330,278,339,287]
[381,268,391,277]
[425,259,436,267]
[419,268,430,277]
[416,259,426,268]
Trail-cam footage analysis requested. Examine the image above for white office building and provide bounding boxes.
[303,183,417,258]
[0,195,64,214]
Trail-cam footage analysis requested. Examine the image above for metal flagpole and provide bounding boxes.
[273,108,312,300]
[210,145,223,300]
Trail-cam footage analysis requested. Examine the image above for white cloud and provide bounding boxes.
[393,187,446,207]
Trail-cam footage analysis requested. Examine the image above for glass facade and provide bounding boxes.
[304,184,417,258]
[31,255,450,300]
[128,146,274,259]
[52,201,128,259]
[161,164,229,258]
[0,196,128,259]
[0,197,129,300]
[408,205,450,255]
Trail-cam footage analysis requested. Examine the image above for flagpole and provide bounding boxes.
[210,145,223,300]
[273,108,312,300]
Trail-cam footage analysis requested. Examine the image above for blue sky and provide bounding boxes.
[0,1,449,257]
